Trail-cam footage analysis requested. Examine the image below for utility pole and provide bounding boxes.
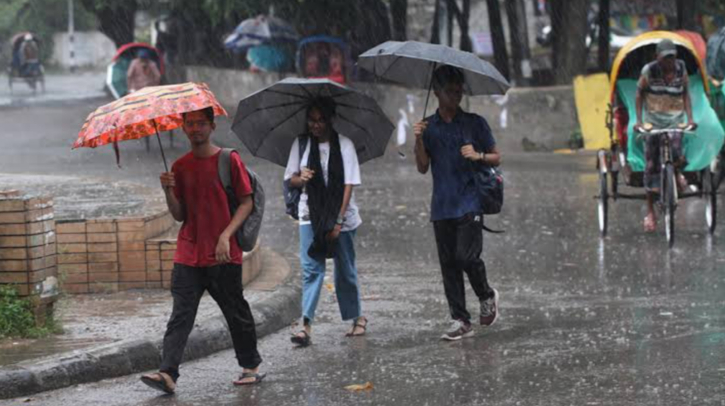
[68,0,76,72]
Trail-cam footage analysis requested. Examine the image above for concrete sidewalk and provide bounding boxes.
[0,247,300,399]
[0,71,108,109]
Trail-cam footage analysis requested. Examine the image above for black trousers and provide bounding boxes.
[433,213,494,323]
[160,263,261,381]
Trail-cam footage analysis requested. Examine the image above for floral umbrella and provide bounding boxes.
[73,82,227,170]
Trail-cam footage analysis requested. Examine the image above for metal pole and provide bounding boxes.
[153,120,169,172]
[68,0,76,73]
[422,62,437,119]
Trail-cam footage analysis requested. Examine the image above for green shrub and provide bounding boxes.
[0,285,60,339]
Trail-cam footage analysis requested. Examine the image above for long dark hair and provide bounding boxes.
[306,97,337,131]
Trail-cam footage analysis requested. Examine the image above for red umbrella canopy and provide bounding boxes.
[74,82,227,149]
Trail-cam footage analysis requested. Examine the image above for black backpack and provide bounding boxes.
[475,166,504,215]
[282,136,309,220]
[218,148,265,252]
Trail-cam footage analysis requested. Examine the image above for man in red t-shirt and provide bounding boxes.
[140,107,265,393]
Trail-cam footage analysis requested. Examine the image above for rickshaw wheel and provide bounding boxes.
[703,167,717,234]
[664,163,676,248]
[598,171,608,237]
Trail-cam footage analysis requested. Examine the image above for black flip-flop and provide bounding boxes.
[140,373,175,394]
[233,372,267,386]
[291,330,311,346]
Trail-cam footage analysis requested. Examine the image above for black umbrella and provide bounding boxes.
[232,78,394,166]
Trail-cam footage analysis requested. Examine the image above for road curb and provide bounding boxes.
[0,250,301,400]
[0,95,109,111]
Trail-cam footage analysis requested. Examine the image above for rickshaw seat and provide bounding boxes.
[616,75,725,172]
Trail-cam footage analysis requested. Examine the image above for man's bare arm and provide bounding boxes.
[414,121,430,174]
[635,75,647,126]
[160,172,184,222]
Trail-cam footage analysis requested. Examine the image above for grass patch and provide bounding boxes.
[0,285,62,339]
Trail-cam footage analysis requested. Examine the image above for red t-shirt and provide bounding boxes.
[172,149,252,267]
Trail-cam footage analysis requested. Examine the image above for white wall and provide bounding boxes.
[51,31,116,69]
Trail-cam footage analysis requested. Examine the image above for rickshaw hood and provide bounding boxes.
[609,31,709,100]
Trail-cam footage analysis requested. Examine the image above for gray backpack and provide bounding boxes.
[218,148,264,252]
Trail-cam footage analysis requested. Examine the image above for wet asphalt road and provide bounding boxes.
[2,102,725,405]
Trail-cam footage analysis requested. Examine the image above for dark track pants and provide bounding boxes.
[433,213,494,323]
[159,263,261,381]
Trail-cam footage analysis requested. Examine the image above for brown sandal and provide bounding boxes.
[233,372,267,386]
[140,372,176,394]
[346,317,368,337]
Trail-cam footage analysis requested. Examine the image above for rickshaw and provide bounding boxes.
[105,42,164,99]
[105,43,166,151]
[599,31,725,246]
[295,35,352,84]
[7,32,45,94]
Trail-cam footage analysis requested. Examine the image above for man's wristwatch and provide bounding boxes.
[336,216,344,225]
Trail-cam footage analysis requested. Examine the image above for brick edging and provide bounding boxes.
[56,211,176,294]
[0,250,300,399]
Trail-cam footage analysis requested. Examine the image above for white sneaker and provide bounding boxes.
[441,320,474,341]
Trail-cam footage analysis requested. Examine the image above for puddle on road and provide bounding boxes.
[0,337,114,366]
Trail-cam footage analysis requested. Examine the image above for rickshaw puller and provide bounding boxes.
[633,39,698,232]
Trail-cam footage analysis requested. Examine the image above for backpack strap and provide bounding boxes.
[218,148,236,193]
[482,223,505,234]
[482,215,504,234]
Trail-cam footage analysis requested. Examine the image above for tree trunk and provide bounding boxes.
[431,0,441,44]
[486,0,510,80]
[505,0,531,85]
[550,0,589,85]
[459,0,473,52]
[80,0,136,48]
[447,0,454,46]
[390,0,408,41]
[350,0,392,58]
[447,0,473,51]
[676,0,697,31]
[597,0,610,72]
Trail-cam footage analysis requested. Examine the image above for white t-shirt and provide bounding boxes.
[283,135,362,231]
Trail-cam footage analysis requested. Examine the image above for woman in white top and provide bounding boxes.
[283,98,367,346]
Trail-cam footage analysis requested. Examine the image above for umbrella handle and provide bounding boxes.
[422,62,437,120]
[153,120,169,172]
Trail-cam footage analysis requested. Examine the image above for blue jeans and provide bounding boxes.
[299,224,362,322]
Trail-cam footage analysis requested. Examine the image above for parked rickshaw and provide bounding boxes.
[106,42,164,99]
[295,35,352,84]
[7,32,44,94]
[600,31,725,246]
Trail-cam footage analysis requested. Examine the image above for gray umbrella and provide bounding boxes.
[232,78,394,167]
[358,40,510,95]
[357,41,510,116]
